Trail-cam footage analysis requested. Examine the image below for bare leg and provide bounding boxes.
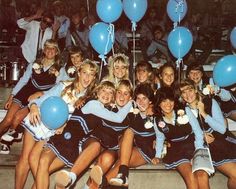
[71,138,101,175]
[195,170,210,189]
[36,147,64,189]
[217,162,236,189]
[228,112,236,122]
[11,107,29,130]
[88,150,117,188]
[15,130,36,189]
[0,102,21,137]
[29,140,45,178]
[176,162,198,189]
[120,128,134,165]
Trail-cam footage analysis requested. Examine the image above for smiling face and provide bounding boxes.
[136,94,151,112]
[116,84,132,107]
[180,85,198,105]
[113,60,128,79]
[159,99,175,115]
[97,86,115,105]
[188,70,203,85]
[136,68,150,84]
[78,64,96,90]
[160,66,175,87]
[44,46,58,60]
[70,53,83,68]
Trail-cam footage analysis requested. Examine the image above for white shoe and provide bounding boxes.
[1,130,23,142]
[109,173,128,187]
[55,170,75,189]
[90,165,103,186]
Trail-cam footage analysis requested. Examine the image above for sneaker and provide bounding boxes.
[55,170,75,189]
[109,173,128,187]
[1,130,23,143]
[0,143,10,154]
[90,165,103,186]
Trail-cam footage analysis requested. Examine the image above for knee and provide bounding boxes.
[195,170,209,179]
[37,155,50,171]
[1,116,13,127]
[12,115,24,127]
[99,152,116,166]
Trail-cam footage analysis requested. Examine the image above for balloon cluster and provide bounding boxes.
[166,0,192,63]
[89,0,148,62]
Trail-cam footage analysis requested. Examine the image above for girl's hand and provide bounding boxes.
[4,95,13,109]
[197,100,207,118]
[55,123,66,135]
[28,91,44,102]
[29,104,41,126]
[151,157,160,165]
[74,97,87,109]
[204,132,215,144]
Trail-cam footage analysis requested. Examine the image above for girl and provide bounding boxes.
[15,60,98,189]
[154,87,208,189]
[35,81,132,189]
[134,61,154,87]
[60,46,84,81]
[158,63,177,90]
[102,53,130,87]
[0,39,62,153]
[179,79,236,189]
[108,83,158,187]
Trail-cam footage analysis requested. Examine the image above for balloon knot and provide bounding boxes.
[98,54,108,65]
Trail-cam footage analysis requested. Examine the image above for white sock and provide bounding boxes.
[82,183,89,189]
[68,172,77,184]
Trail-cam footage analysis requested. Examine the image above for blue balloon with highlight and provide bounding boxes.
[123,0,148,22]
[40,96,69,130]
[167,0,187,22]
[89,22,114,55]
[96,0,123,23]
[167,26,193,59]
[213,55,236,87]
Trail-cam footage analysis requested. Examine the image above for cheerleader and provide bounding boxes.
[154,87,208,189]
[179,79,236,189]
[0,39,61,153]
[108,83,157,187]
[15,60,98,189]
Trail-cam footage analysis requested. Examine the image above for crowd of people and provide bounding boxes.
[0,0,236,189]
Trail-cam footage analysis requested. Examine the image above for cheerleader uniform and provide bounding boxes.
[22,81,86,141]
[89,105,130,151]
[12,63,60,108]
[128,112,157,163]
[155,110,204,169]
[45,100,132,167]
[187,97,236,167]
[46,108,99,167]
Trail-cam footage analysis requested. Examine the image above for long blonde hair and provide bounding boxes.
[104,53,130,83]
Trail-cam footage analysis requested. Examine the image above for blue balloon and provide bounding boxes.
[123,0,148,22]
[167,0,187,22]
[213,55,236,87]
[230,27,236,49]
[96,0,123,23]
[40,96,69,130]
[167,26,193,59]
[89,22,114,55]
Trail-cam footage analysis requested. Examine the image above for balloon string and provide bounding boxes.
[86,0,90,15]
[176,58,183,83]
[132,30,136,86]
[105,24,114,55]
[98,54,106,80]
[131,21,137,32]
[175,0,184,24]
